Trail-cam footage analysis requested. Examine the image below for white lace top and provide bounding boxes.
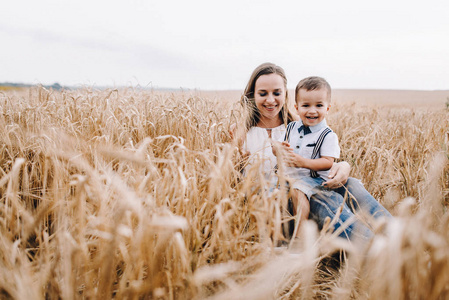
[243,124,286,183]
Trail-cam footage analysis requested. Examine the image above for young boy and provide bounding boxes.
[274,76,340,235]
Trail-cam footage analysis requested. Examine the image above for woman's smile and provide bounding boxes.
[263,104,278,110]
[254,73,286,127]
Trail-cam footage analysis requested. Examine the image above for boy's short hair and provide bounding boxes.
[295,76,331,103]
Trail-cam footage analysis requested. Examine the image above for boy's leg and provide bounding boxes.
[290,188,310,238]
[297,177,373,240]
[336,177,392,219]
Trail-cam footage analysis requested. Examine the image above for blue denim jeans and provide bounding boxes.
[295,177,392,240]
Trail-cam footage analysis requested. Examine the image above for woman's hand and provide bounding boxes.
[322,161,351,189]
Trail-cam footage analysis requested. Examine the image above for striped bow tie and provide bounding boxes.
[298,125,312,135]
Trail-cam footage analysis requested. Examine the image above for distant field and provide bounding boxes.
[4,86,448,108]
[333,89,449,108]
[0,86,24,91]
[197,88,449,109]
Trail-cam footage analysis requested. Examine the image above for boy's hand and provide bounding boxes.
[271,141,282,156]
[272,141,293,156]
[281,141,291,148]
[282,147,305,168]
[274,142,304,168]
[287,153,305,168]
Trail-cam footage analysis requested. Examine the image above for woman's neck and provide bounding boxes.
[256,116,283,129]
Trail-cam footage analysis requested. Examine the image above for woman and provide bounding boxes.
[235,62,391,241]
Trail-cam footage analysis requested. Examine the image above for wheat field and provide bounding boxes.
[0,86,448,299]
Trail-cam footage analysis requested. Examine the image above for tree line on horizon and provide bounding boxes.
[0,82,63,90]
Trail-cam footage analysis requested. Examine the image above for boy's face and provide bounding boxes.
[295,88,330,127]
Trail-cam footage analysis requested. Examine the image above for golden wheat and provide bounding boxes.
[0,86,448,299]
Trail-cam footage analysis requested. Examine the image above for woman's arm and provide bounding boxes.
[322,161,351,189]
[278,142,350,189]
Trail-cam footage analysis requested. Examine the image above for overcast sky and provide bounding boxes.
[1,0,448,90]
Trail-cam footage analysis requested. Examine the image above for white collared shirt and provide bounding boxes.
[277,119,340,181]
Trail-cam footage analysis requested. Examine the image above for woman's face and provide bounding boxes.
[254,73,286,122]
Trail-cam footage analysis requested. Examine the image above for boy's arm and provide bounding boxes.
[299,156,335,171]
[280,128,337,171]
[284,151,335,171]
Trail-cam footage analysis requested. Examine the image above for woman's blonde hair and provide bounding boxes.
[240,62,294,130]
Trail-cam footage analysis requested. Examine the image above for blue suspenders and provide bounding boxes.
[284,123,332,178]
[309,128,332,178]
[284,122,296,143]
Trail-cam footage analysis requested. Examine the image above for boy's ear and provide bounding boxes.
[294,103,298,110]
